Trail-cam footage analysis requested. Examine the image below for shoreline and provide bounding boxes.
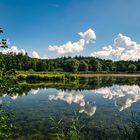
[17,72,140,80]
[79,73,140,77]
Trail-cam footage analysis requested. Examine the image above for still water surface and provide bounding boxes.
[1,76,140,139]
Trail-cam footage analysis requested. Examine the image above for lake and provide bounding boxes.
[1,76,140,139]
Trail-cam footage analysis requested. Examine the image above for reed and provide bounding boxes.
[17,73,79,81]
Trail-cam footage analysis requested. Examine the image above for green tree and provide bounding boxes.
[137,60,140,71]
[115,61,128,72]
[63,59,79,73]
[0,28,16,140]
[89,58,102,71]
[48,62,55,71]
[78,60,88,71]
[36,60,46,71]
[128,64,137,73]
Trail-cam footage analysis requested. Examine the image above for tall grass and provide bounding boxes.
[49,112,91,140]
[117,112,140,140]
[5,111,140,140]
[17,73,79,81]
[48,112,140,140]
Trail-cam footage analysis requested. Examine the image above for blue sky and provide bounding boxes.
[0,0,140,59]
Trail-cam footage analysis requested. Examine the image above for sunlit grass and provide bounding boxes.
[17,73,79,81]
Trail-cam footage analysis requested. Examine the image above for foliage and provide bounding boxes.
[0,105,16,140]
[89,58,102,71]
[49,112,89,140]
[117,112,140,140]
[128,64,137,73]
[17,73,79,82]
[48,112,140,140]
[78,60,88,71]
[63,59,80,73]
[0,27,16,140]
[0,53,139,73]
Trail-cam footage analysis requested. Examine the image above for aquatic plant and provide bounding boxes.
[117,112,140,140]
[49,112,94,140]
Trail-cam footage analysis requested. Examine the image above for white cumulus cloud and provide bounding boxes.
[48,39,85,54]
[78,28,96,43]
[91,34,140,61]
[0,46,25,55]
[31,51,40,58]
[48,28,96,55]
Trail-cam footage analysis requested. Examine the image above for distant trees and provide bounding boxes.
[63,59,79,73]
[137,60,140,71]
[89,58,102,71]
[78,60,88,72]
[128,64,137,73]
[0,52,140,73]
[115,61,128,72]
[36,60,46,71]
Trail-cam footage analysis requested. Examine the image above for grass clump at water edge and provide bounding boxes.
[16,73,79,81]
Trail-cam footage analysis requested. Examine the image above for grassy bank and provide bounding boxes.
[16,72,140,81]
[17,73,79,81]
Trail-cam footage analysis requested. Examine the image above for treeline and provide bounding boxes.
[0,52,140,73]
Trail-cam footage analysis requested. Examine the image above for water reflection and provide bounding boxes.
[48,91,85,106]
[2,93,19,100]
[0,77,140,97]
[1,76,140,115]
[1,76,140,140]
[1,83,140,113]
[31,88,40,94]
[11,93,19,100]
[0,98,2,104]
[48,91,96,116]
[93,85,140,111]
[79,101,96,116]
[1,88,39,101]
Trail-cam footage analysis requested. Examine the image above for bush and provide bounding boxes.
[0,105,16,139]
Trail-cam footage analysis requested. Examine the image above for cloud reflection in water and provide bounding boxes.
[48,91,96,116]
[31,88,40,95]
[92,85,140,111]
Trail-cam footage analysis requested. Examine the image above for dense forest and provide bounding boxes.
[0,52,140,73]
